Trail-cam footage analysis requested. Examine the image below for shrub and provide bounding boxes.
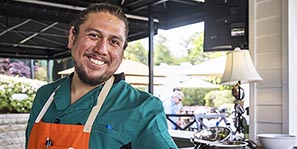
[0,74,45,113]
[181,88,215,106]
[0,58,31,78]
[204,90,233,109]
[8,60,31,78]
[34,66,47,81]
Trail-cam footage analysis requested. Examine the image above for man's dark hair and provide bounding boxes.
[173,87,181,92]
[71,3,129,49]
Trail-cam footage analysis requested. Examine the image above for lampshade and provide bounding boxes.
[221,47,262,85]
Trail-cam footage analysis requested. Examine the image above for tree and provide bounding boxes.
[154,35,176,65]
[124,35,178,65]
[33,60,48,81]
[181,88,215,106]
[204,90,233,109]
[179,32,225,65]
[34,66,47,81]
[124,40,148,65]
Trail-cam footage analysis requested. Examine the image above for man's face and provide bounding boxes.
[68,12,126,86]
[173,96,182,104]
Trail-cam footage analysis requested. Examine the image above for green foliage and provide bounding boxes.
[0,75,41,113]
[179,76,232,108]
[185,33,204,64]
[179,32,225,65]
[123,32,225,67]
[34,66,47,81]
[204,90,234,109]
[154,35,177,65]
[34,60,49,81]
[181,88,216,106]
[124,40,148,65]
[207,76,233,91]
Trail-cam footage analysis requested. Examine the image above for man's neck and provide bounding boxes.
[70,73,101,104]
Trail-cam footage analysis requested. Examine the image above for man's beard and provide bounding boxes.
[74,62,106,86]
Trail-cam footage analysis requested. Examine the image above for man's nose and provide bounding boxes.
[94,39,108,54]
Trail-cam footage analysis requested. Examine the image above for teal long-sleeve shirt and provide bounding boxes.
[25,74,178,149]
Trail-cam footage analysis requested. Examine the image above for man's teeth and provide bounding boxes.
[90,58,104,65]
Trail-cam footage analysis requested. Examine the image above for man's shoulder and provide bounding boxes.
[114,81,156,99]
[36,77,67,95]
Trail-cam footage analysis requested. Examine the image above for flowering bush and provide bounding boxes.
[0,74,46,113]
[0,58,31,78]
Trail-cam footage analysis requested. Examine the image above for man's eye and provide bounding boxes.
[110,39,121,47]
[87,33,99,39]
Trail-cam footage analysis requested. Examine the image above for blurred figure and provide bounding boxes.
[172,87,181,92]
[163,90,184,129]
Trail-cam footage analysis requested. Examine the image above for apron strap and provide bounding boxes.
[83,76,115,133]
[35,85,61,123]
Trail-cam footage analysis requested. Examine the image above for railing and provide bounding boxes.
[166,114,196,130]
[166,113,229,131]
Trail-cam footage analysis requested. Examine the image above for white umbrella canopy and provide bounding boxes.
[125,76,169,86]
[115,59,165,77]
[174,77,219,88]
[58,67,74,77]
[181,56,226,77]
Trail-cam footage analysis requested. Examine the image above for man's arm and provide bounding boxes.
[132,97,178,148]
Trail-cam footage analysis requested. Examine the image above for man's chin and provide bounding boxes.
[77,70,105,86]
[80,76,104,86]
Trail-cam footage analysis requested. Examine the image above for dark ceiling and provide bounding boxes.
[0,0,205,59]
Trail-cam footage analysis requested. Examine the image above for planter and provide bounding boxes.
[0,113,29,148]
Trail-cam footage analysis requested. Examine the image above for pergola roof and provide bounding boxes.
[0,0,204,59]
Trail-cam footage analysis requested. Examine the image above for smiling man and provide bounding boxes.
[25,3,177,149]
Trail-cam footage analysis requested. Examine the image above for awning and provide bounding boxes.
[0,0,204,59]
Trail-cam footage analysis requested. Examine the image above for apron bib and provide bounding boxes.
[28,76,114,149]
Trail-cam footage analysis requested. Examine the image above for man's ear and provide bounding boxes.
[67,26,75,49]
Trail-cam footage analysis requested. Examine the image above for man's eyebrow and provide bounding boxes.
[111,34,124,44]
[85,28,124,43]
[85,28,100,33]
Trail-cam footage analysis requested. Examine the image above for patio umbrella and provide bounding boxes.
[181,56,226,77]
[125,76,169,86]
[175,77,219,88]
[115,59,165,77]
[58,67,74,77]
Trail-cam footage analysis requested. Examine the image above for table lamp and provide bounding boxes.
[221,47,262,141]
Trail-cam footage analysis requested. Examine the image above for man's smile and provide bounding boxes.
[89,57,105,65]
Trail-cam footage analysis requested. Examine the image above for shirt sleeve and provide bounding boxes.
[132,97,178,149]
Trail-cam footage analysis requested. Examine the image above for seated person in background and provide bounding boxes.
[172,87,181,92]
[163,90,184,129]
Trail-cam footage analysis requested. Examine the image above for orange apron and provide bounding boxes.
[28,76,114,149]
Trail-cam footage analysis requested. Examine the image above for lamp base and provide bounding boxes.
[232,82,245,100]
[231,81,247,141]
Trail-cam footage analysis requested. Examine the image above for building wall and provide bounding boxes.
[0,114,28,149]
[255,0,284,135]
[250,0,297,144]
[288,0,297,136]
